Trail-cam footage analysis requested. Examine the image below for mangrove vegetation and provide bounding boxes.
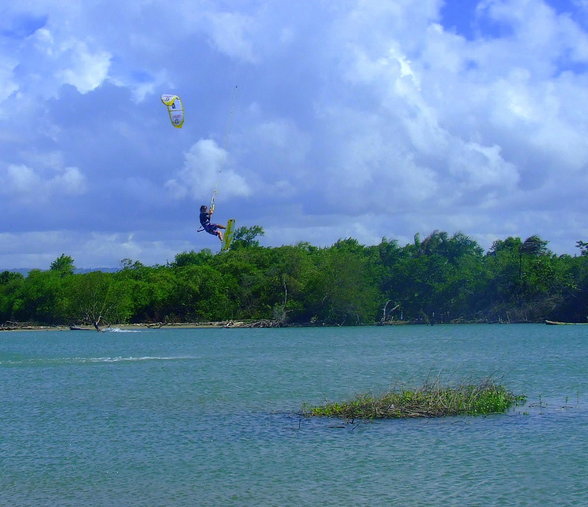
[1,228,588,326]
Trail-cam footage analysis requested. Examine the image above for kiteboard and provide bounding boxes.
[221,219,235,252]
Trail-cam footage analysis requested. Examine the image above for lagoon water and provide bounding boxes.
[1,324,587,506]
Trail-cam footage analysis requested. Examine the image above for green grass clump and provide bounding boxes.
[304,379,525,419]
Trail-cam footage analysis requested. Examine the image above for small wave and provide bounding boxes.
[1,356,197,366]
[84,356,195,363]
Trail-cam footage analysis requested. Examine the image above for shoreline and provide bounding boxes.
[0,319,563,332]
[0,320,286,332]
[0,322,232,332]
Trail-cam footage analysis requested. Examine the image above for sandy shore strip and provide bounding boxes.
[0,320,281,332]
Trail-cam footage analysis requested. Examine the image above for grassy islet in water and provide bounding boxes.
[304,378,525,419]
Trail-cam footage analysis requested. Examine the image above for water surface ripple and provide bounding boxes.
[1,324,587,506]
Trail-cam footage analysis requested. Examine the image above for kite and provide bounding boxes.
[160,94,184,128]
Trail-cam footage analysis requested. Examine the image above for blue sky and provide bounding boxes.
[1,0,588,268]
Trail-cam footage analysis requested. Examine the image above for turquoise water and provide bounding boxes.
[1,324,587,506]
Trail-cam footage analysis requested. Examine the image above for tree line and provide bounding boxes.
[1,227,588,326]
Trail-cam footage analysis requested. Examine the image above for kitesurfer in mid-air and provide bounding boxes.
[199,205,226,242]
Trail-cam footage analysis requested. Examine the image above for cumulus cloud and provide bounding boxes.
[0,163,87,202]
[0,230,186,269]
[165,139,251,201]
[56,40,111,94]
[204,11,258,63]
[1,0,588,268]
[0,24,112,101]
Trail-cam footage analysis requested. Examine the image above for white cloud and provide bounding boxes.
[4,26,111,98]
[1,0,588,267]
[447,141,519,191]
[54,166,87,194]
[165,139,251,201]
[56,40,111,94]
[0,59,19,102]
[0,163,87,202]
[2,164,39,194]
[0,230,189,269]
[204,11,258,63]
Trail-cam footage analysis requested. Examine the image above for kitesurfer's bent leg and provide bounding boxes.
[205,224,226,242]
[216,223,226,242]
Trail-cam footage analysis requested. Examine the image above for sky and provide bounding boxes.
[1,0,588,269]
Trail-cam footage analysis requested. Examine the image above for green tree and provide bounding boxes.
[378,231,484,322]
[260,245,318,324]
[171,249,214,268]
[12,269,66,324]
[64,271,133,325]
[576,240,588,256]
[521,235,549,256]
[118,266,176,322]
[212,246,273,319]
[0,271,25,322]
[50,254,75,276]
[232,225,265,249]
[4,232,588,326]
[0,271,24,284]
[304,246,380,325]
[550,254,588,322]
[169,264,233,321]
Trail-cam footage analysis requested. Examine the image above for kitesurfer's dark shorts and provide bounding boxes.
[204,224,219,235]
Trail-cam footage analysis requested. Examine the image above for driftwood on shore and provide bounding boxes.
[1,319,286,332]
[146,319,283,328]
[1,321,67,331]
[545,320,588,325]
[223,319,282,328]
[143,319,283,329]
[10,318,580,332]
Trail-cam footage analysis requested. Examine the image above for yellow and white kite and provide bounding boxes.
[160,94,184,128]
